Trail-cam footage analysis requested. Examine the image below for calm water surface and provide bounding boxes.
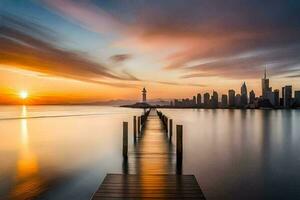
[0,106,300,200]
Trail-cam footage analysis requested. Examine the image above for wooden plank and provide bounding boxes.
[91,109,206,199]
[126,109,176,175]
[92,174,205,200]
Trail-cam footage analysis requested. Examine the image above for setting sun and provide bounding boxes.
[19,91,28,100]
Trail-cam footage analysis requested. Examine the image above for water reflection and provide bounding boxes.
[1,106,300,200]
[0,106,142,200]
[10,106,44,200]
[125,110,176,175]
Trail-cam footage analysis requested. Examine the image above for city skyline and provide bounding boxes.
[172,68,300,108]
[1,0,300,104]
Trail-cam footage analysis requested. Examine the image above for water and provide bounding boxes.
[0,106,300,199]
[0,106,141,200]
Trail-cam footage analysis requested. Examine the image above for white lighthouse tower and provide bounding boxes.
[142,87,147,103]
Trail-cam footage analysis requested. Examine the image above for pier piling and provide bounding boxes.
[176,125,183,160]
[133,116,137,142]
[123,122,128,158]
[138,116,141,134]
[165,116,168,133]
[169,119,173,140]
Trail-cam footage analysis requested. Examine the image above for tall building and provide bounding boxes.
[193,96,196,105]
[203,93,210,107]
[261,66,272,98]
[221,94,228,107]
[197,93,201,105]
[142,87,147,102]
[249,90,255,104]
[228,89,235,107]
[235,94,241,107]
[282,86,292,108]
[266,91,275,105]
[211,91,218,108]
[295,91,300,107]
[241,82,248,106]
[274,89,280,107]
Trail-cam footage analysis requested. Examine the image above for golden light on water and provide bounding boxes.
[19,91,28,100]
[9,105,43,200]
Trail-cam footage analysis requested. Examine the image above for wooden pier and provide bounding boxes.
[92,109,205,199]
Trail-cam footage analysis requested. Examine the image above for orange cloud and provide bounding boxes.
[0,15,139,88]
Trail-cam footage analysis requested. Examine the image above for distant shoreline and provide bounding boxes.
[121,104,300,110]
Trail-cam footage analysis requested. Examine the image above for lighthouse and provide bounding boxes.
[142,87,147,102]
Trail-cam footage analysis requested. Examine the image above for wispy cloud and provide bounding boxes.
[40,0,300,80]
[110,54,132,64]
[0,15,138,87]
[42,0,125,34]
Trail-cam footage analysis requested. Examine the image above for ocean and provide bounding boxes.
[0,106,300,200]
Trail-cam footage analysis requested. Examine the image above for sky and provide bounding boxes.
[1,0,300,104]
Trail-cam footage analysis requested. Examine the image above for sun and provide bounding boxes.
[20,91,28,100]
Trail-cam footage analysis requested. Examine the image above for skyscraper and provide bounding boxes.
[235,94,241,107]
[211,91,218,108]
[228,89,235,107]
[249,90,255,104]
[142,87,147,102]
[241,82,248,106]
[295,91,300,107]
[193,96,196,105]
[266,91,275,105]
[197,93,201,105]
[203,93,210,107]
[261,66,272,98]
[283,86,292,108]
[274,89,280,107]
[221,94,228,107]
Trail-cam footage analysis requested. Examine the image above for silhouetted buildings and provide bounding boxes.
[265,91,275,106]
[259,67,293,108]
[249,90,256,104]
[235,94,241,107]
[282,86,292,108]
[197,93,201,105]
[262,67,272,99]
[241,82,248,107]
[174,98,196,107]
[221,94,228,107]
[211,91,218,108]
[228,90,235,107]
[295,91,300,107]
[170,66,298,109]
[274,89,280,107]
[203,93,210,107]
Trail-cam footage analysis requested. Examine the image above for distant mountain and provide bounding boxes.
[85,98,171,106]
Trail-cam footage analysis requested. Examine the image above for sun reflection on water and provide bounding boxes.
[9,106,44,200]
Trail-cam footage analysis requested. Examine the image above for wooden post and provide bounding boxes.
[169,119,173,140]
[176,125,183,160]
[138,116,141,134]
[165,117,168,133]
[142,115,145,125]
[133,116,137,142]
[123,122,128,157]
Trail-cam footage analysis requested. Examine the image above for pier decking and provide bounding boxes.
[125,109,176,174]
[92,109,205,199]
